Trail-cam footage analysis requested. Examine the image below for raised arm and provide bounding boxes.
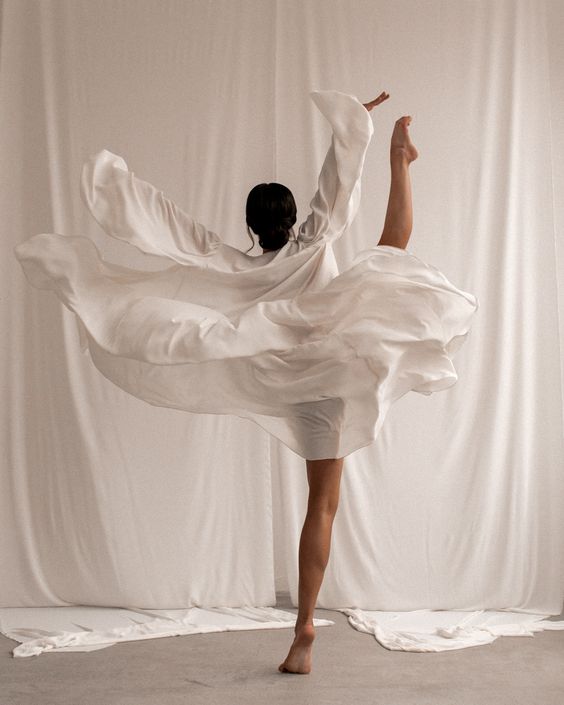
[80,149,221,264]
[297,90,388,247]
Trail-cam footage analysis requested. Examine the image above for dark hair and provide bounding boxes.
[245,183,297,254]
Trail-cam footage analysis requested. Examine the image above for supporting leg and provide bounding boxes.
[278,456,344,675]
[378,116,419,250]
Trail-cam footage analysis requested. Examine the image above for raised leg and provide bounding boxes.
[378,116,419,250]
[278,456,344,675]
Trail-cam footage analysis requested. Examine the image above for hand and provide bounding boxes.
[362,91,390,111]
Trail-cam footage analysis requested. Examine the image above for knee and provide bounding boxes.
[307,494,340,518]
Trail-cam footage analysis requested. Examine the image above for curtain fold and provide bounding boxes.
[2,0,278,608]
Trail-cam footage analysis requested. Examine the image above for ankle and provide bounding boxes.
[390,147,411,165]
[294,623,316,642]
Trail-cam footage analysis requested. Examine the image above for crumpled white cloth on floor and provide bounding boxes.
[0,606,334,658]
[3,605,562,657]
[339,608,564,651]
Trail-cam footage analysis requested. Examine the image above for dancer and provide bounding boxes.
[278,100,419,675]
[15,88,478,676]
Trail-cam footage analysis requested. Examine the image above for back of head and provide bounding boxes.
[245,183,297,253]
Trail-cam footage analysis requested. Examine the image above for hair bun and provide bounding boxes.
[245,182,297,253]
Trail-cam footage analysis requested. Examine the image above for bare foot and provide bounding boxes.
[278,623,315,674]
[390,116,419,162]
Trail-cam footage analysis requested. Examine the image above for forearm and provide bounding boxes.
[297,91,374,245]
[80,149,221,263]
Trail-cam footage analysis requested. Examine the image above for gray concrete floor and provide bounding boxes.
[1,594,563,705]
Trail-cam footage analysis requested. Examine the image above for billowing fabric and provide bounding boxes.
[14,90,478,460]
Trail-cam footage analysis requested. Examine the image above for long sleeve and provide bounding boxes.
[297,90,374,247]
[80,149,222,264]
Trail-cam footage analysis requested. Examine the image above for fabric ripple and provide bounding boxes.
[14,90,478,460]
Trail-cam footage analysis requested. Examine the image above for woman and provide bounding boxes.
[277,94,422,675]
[15,89,478,675]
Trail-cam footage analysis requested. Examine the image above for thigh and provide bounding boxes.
[305,457,344,508]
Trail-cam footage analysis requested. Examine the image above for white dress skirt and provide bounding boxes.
[14,90,479,460]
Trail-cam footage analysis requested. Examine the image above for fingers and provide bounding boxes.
[372,91,390,105]
[363,91,390,112]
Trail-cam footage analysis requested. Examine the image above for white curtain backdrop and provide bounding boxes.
[2,0,563,644]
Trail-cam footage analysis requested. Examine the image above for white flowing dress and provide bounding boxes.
[14,90,479,460]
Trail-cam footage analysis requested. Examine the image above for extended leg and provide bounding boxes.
[378,116,419,250]
[278,456,344,675]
